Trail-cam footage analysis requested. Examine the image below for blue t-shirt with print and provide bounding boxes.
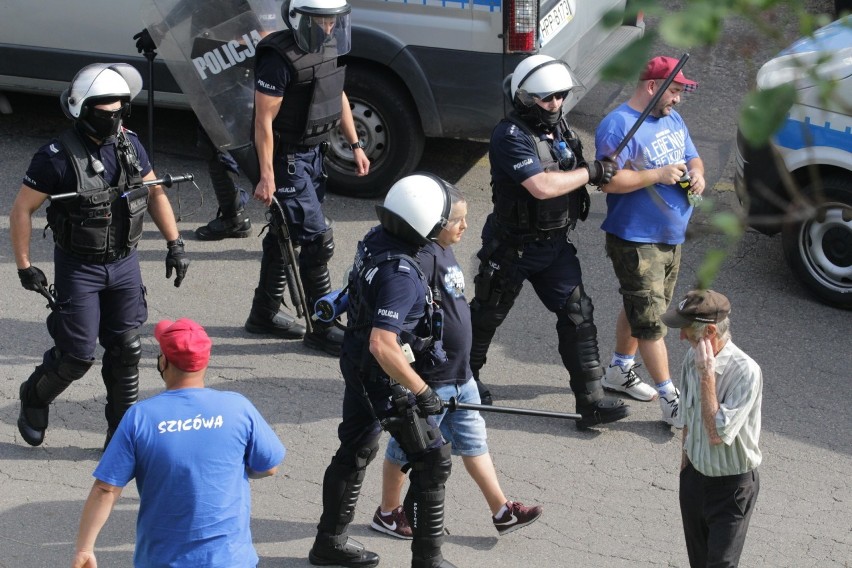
[94,388,285,568]
[595,103,699,244]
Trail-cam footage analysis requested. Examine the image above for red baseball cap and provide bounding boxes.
[154,318,212,372]
[640,56,697,92]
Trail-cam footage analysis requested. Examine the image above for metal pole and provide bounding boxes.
[443,397,581,421]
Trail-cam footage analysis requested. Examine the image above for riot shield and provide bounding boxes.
[140,0,280,155]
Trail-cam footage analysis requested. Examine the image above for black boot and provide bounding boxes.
[195,137,252,241]
[245,233,306,339]
[309,533,379,567]
[473,372,493,406]
[574,380,631,430]
[304,323,344,356]
[194,209,251,241]
[18,349,93,446]
[18,381,48,447]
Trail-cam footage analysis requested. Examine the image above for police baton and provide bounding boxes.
[48,173,195,202]
[270,195,313,335]
[443,397,582,421]
[34,282,60,312]
[609,52,690,161]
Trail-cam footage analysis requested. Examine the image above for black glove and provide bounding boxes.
[415,385,444,415]
[165,238,190,288]
[133,28,157,54]
[17,265,48,292]
[582,159,618,186]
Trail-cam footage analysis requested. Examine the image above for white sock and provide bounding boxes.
[494,502,510,518]
[611,352,635,371]
[656,379,677,398]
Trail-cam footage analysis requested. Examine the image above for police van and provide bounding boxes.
[0,0,643,197]
[735,16,852,309]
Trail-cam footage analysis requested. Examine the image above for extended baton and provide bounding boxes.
[48,173,195,201]
[444,397,582,421]
[609,53,690,161]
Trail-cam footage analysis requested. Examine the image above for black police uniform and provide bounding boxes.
[469,112,628,427]
[19,126,154,443]
[312,226,454,568]
[247,28,346,350]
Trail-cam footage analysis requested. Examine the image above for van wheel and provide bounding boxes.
[781,175,852,309]
[325,66,425,198]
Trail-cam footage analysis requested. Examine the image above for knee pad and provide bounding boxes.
[33,348,94,405]
[300,228,335,268]
[108,330,142,367]
[354,439,379,471]
[409,442,452,491]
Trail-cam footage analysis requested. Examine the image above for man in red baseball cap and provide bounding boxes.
[640,56,698,93]
[73,318,285,568]
[594,55,705,427]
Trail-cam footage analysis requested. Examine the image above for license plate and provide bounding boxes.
[540,0,575,48]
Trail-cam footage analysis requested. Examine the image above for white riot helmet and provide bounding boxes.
[60,63,142,139]
[376,173,463,246]
[283,0,352,55]
[507,54,583,109]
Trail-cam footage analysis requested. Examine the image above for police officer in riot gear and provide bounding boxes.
[133,0,279,242]
[469,55,629,428]
[249,0,369,353]
[310,174,458,568]
[9,63,189,448]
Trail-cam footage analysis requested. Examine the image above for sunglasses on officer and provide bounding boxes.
[534,91,569,103]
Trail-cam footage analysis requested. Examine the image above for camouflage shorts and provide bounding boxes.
[605,233,681,340]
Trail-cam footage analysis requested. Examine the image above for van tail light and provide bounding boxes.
[505,0,538,53]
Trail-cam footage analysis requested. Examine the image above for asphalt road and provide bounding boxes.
[1,3,851,567]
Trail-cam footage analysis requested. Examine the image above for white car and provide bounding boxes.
[0,0,643,197]
[735,16,852,309]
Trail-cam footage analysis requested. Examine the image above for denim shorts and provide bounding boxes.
[385,377,488,464]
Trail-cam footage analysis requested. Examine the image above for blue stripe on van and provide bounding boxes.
[775,116,852,153]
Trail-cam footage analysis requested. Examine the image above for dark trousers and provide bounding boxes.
[49,248,147,358]
[679,462,760,568]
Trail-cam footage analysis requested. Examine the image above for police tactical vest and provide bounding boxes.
[346,240,440,373]
[492,112,588,234]
[258,30,345,146]
[46,128,147,262]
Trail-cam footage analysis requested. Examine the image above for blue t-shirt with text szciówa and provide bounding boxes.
[94,388,285,568]
[595,103,699,244]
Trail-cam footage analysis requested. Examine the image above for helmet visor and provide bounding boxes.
[293,11,351,55]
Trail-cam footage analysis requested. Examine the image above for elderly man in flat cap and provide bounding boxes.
[72,318,285,568]
[662,290,762,568]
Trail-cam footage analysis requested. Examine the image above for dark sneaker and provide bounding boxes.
[369,506,413,540]
[575,397,631,430]
[17,381,47,447]
[304,325,344,356]
[194,213,252,241]
[492,501,543,536]
[475,378,493,406]
[309,534,379,567]
[244,311,306,339]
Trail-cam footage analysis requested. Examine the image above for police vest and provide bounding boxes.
[346,241,442,374]
[491,113,589,234]
[257,30,345,146]
[46,128,147,262]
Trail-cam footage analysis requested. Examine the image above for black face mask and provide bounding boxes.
[519,105,563,133]
[82,105,126,140]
